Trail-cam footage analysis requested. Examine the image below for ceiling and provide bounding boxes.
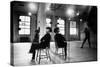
[12,1,93,19]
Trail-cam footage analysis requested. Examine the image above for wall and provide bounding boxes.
[11,1,37,43]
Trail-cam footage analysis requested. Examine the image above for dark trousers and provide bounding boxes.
[81,36,91,48]
[32,50,35,60]
[30,45,37,60]
[29,44,39,60]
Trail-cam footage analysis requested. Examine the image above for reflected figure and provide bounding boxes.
[29,29,39,62]
[54,27,67,60]
[81,27,91,48]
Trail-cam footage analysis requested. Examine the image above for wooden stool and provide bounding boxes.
[35,48,51,64]
[55,42,67,60]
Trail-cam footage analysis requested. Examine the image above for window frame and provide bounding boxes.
[18,15,31,35]
[70,21,77,35]
[57,17,65,35]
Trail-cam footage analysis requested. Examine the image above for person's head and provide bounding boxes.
[54,27,59,34]
[46,27,52,33]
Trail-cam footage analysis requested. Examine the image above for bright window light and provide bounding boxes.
[46,18,51,23]
[70,21,77,35]
[46,18,51,27]
[70,28,77,35]
[57,18,65,35]
[19,16,30,35]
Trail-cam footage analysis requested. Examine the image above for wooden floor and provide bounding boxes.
[12,41,97,66]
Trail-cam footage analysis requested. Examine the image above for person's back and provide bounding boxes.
[40,27,52,48]
[40,33,51,45]
[54,33,66,44]
[54,27,67,59]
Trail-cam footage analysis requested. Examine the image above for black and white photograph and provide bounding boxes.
[10,1,97,66]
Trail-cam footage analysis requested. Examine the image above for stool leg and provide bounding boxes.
[46,48,48,60]
[45,48,48,60]
[65,47,67,60]
[36,50,38,61]
[35,50,37,62]
[56,48,58,54]
[47,49,50,60]
[48,49,51,61]
[38,49,41,64]
[62,48,63,55]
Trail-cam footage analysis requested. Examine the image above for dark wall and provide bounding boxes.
[88,6,97,48]
[87,6,97,34]
[11,1,37,43]
[79,6,97,48]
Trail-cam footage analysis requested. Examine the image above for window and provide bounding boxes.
[19,16,30,35]
[46,18,51,27]
[57,18,65,35]
[70,21,77,35]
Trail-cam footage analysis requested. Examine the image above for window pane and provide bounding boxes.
[25,22,30,26]
[70,21,76,28]
[25,16,30,22]
[19,25,30,29]
[19,21,25,26]
[46,18,51,27]
[19,16,30,22]
[59,30,64,35]
[57,18,64,24]
[57,18,65,35]
[59,28,64,30]
[19,29,30,34]
[57,25,64,28]
[19,16,25,21]
[19,29,25,34]
[46,24,51,27]
[70,28,77,35]
[58,21,64,24]
[19,22,30,26]
[19,16,30,35]
[46,18,51,24]
[24,29,30,34]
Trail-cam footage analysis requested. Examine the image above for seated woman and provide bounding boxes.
[39,27,52,49]
[29,27,52,62]
[54,27,67,60]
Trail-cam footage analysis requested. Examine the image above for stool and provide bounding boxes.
[35,47,51,64]
[55,42,67,60]
[56,48,65,55]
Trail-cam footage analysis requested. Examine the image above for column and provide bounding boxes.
[37,3,46,40]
